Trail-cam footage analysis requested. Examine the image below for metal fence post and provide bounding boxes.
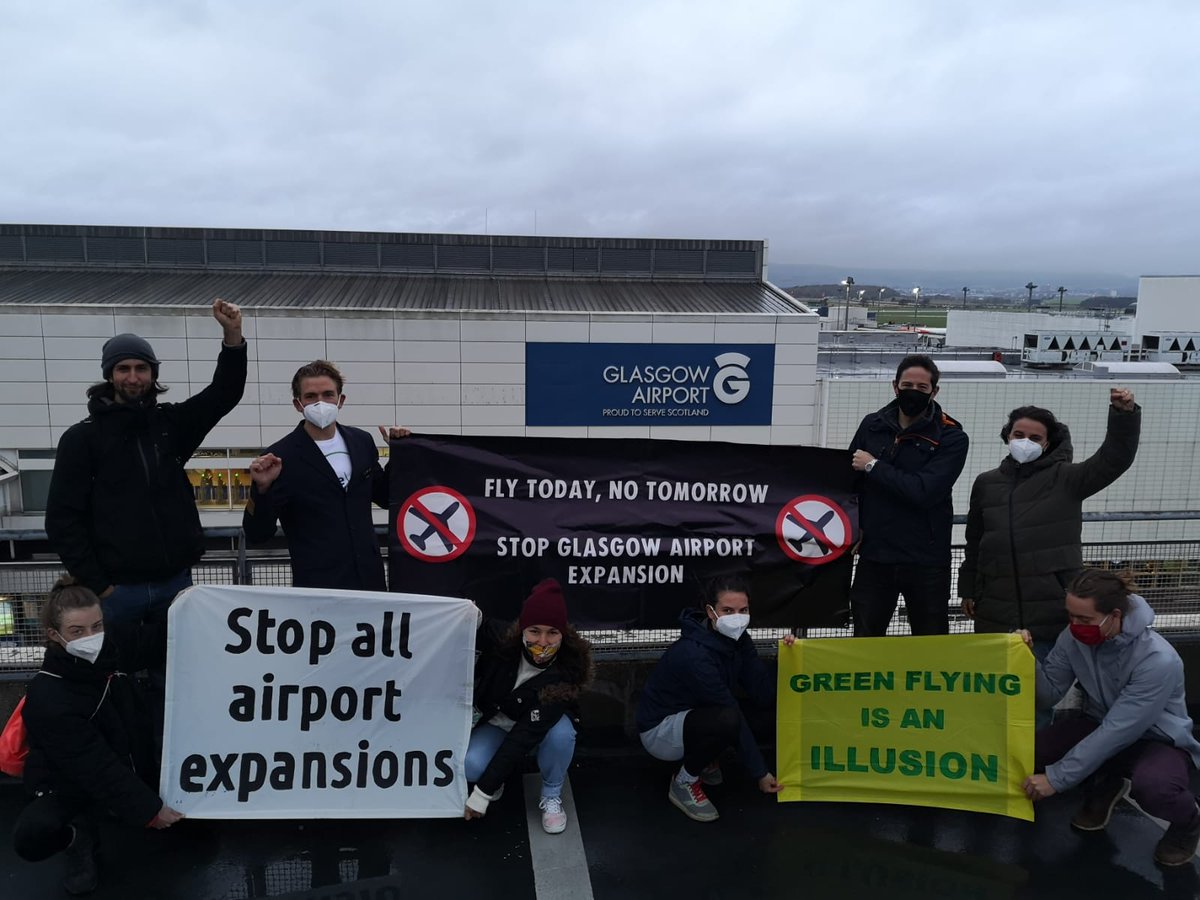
[236,528,250,585]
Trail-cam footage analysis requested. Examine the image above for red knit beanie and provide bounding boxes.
[519,578,568,632]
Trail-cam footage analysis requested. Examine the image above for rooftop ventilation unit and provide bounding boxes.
[1139,333,1200,368]
[1021,331,1128,368]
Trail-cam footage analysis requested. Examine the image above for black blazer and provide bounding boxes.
[242,423,389,591]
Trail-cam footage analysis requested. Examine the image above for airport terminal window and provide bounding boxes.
[18,470,52,512]
[189,468,253,509]
[0,600,14,640]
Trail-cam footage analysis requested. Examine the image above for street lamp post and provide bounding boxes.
[912,286,922,308]
[1057,286,1067,311]
[962,286,969,309]
[840,276,855,330]
[1025,281,1038,306]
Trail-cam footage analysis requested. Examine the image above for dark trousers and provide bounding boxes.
[12,794,87,862]
[1037,717,1199,825]
[850,559,951,636]
[682,706,741,776]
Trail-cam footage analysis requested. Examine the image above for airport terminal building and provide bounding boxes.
[0,222,1197,550]
[0,224,821,537]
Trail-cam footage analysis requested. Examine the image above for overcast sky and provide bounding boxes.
[2,1,1197,275]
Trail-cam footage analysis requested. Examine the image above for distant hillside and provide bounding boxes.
[1079,295,1136,309]
[766,263,1138,296]
[782,284,904,301]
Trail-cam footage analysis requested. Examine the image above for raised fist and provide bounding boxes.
[249,453,283,490]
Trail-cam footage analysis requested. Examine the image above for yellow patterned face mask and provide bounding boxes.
[524,640,561,665]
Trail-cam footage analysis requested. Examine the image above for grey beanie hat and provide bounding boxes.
[101,333,160,379]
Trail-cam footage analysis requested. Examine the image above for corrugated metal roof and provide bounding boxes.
[0,224,767,281]
[0,269,809,315]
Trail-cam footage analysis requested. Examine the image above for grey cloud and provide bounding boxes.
[1,0,1198,277]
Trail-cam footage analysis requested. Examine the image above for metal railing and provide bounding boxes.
[4,525,1200,675]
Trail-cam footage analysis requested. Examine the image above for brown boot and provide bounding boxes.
[1071,777,1130,831]
[1154,806,1200,867]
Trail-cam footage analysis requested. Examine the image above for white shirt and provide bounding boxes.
[314,430,351,490]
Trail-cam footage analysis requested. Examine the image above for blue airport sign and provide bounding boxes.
[525,343,776,426]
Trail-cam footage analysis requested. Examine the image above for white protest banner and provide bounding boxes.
[161,585,476,818]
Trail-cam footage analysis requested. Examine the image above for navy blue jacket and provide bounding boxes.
[849,397,968,567]
[636,608,773,779]
[242,423,389,591]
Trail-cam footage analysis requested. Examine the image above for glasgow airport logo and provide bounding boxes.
[526,344,774,426]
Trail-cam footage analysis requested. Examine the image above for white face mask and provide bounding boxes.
[711,610,750,641]
[62,632,105,664]
[1008,438,1044,465]
[302,401,340,430]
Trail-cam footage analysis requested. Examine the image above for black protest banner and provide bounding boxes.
[387,435,857,628]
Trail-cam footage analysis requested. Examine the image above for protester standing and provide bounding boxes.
[848,354,969,636]
[243,359,409,591]
[960,389,1140,652]
[45,298,247,625]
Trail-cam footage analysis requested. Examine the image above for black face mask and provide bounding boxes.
[895,389,932,417]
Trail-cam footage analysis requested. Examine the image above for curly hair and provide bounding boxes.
[1000,405,1065,447]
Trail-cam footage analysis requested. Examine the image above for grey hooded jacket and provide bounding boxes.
[1038,592,1200,792]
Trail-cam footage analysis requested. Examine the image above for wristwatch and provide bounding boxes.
[864,460,877,473]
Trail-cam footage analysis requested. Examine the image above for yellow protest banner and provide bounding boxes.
[777,634,1034,820]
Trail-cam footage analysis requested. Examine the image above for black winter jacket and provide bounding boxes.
[959,404,1141,641]
[472,619,592,796]
[242,423,388,591]
[636,608,773,779]
[849,397,969,567]
[44,342,248,594]
[22,624,165,825]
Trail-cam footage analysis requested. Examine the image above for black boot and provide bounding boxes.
[62,818,98,895]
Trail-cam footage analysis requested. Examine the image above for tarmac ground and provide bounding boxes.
[4,753,1200,900]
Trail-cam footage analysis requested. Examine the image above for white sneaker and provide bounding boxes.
[539,796,567,834]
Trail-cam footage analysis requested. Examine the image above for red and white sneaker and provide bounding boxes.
[668,777,719,822]
[539,796,567,834]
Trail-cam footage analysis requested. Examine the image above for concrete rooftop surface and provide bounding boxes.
[4,753,1199,900]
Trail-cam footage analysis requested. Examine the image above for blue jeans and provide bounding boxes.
[464,717,577,799]
[102,570,192,627]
